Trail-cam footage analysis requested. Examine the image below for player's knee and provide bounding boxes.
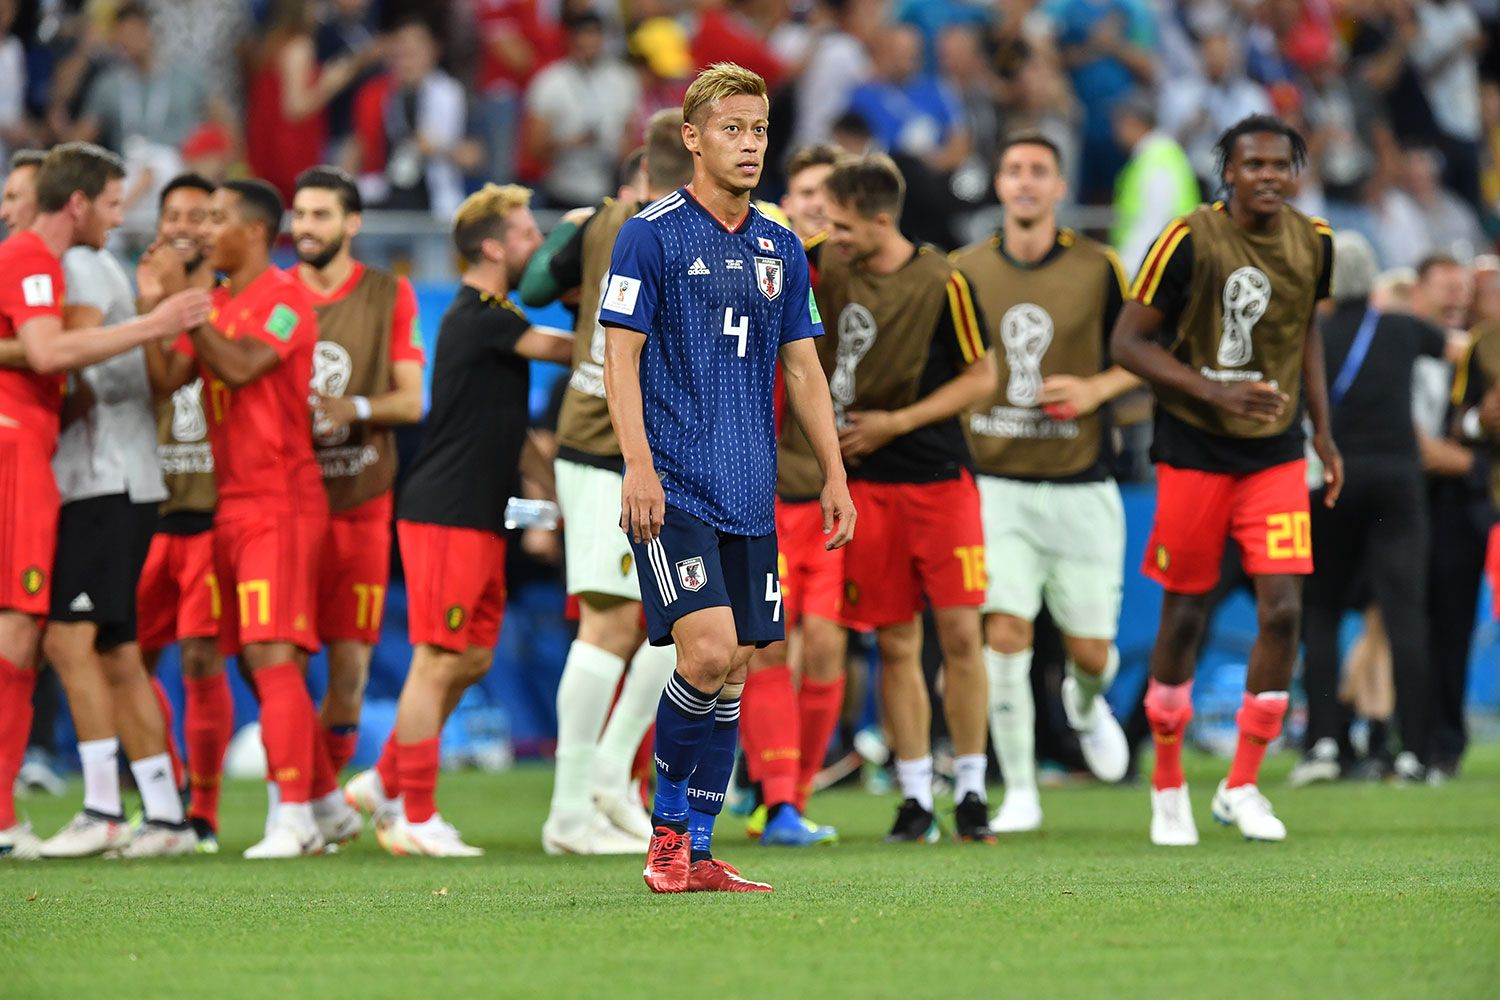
[934,609,982,662]
[1258,591,1301,642]
[984,614,1032,655]
[40,624,89,671]
[676,632,736,688]
[1065,637,1113,675]
[0,612,40,666]
[179,640,222,680]
[1160,597,1210,650]
[801,631,846,682]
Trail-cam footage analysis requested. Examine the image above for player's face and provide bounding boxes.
[501,206,543,284]
[0,165,37,234]
[158,186,212,272]
[996,143,1064,226]
[1473,269,1500,326]
[204,189,251,272]
[1417,263,1472,329]
[685,95,769,196]
[1224,132,1294,218]
[825,196,884,265]
[292,187,357,270]
[781,163,833,241]
[77,178,126,249]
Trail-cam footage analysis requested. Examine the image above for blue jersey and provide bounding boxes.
[600,188,823,536]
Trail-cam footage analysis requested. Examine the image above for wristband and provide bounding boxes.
[1462,408,1483,442]
[352,395,372,421]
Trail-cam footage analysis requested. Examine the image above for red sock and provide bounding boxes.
[149,676,185,789]
[632,724,653,808]
[741,664,800,808]
[0,658,36,829]
[252,662,316,804]
[1227,691,1289,789]
[1145,679,1193,791]
[184,673,233,829]
[322,726,359,778]
[795,675,845,812]
[310,719,338,799]
[375,730,401,798]
[398,737,441,823]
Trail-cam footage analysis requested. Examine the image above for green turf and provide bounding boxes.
[3,746,1498,1000]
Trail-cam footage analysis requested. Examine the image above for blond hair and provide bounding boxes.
[682,62,767,126]
[452,182,532,262]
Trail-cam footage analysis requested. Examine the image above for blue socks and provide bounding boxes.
[687,696,740,860]
[651,672,720,827]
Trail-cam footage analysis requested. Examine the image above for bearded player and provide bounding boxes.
[1111,115,1339,846]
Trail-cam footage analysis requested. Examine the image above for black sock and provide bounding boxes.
[1367,720,1391,759]
[689,849,713,863]
[650,814,687,835]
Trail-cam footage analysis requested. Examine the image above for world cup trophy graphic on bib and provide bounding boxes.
[830,303,876,428]
[1217,266,1270,368]
[1000,302,1053,407]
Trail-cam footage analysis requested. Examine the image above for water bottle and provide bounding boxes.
[504,497,560,530]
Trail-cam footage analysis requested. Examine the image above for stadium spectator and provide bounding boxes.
[1039,0,1156,202]
[1347,0,1438,152]
[1377,149,1490,269]
[623,17,693,167]
[791,0,878,150]
[847,24,969,175]
[690,1,788,90]
[999,39,1083,202]
[1110,89,1197,282]
[474,0,562,97]
[1299,40,1393,212]
[348,18,480,217]
[0,0,27,170]
[524,11,639,208]
[1160,30,1273,193]
[141,0,253,116]
[1410,0,1485,210]
[315,0,388,157]
[0,148,41,236]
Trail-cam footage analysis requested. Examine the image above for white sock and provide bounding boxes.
[278,801,314,835]
[594,641,676,795]
[549,641,626,818]
[895,756,934,812]
[79,737,121,817]
[311,789,346,818]
[264,781,280,839]
[130,753,184,825]
[954,754,987,803]
[985,647,1037,796]
[1065,646,1120,718]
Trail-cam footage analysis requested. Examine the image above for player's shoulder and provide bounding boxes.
[914,243,965,282]
[949,233,999,269]
[1060,228,1128,274]
[1280,202,1333,238]
[629,189,689,226]
[0,230,59,270]
[748,206,800,252]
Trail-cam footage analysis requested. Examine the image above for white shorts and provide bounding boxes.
[978,474,1124,640]
[555,457,640,602]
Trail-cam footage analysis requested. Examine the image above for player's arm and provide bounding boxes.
[781,337,855,549]
[0,340,27,368]
[1040,248,1141,418]
[317,279,429,428]
[514,327,574,363]
[1110,227,1285,422]
[518,206,594,308]
[18,292,209,375]
[840,271,998,459]
[1305,226,1342,506]
[603,324,662,542]
[144,337,197,397]
[186,317,282,389]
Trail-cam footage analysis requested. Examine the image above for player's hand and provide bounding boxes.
[838,410,903,460]
[313,393,358,430]
[1211,381,1287,423]
[1039,374,1101,421]
[151,288,212,336]
[820,476,856,550]
[1314,432,1343,508]
[621,464,666,543]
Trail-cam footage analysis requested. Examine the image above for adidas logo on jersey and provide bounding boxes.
[69,593,94,613]
[688,257,711,276]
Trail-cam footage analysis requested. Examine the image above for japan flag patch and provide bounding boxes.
[757,237,775,252]
[21,274,54,307]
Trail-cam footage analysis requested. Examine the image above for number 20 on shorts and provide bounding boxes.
[1265,512,1311,560]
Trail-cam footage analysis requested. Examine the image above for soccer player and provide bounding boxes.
[136,173,232,851]
[817,154,999,844]
[371,184,572,857]
[1,149,45,234]
[740,142,848,846]
[535,111,690,856]
[602,63,854,894]
[290,166,424,842]
[1111,115,1339,845]
[0,142,209,861]
[184,179,330,859]
[951,133,1136,834]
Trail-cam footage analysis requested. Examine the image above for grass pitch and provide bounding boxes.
[4,747,1498,999]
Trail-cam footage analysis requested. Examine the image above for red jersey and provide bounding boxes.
[198,267,324,512]
[290,261,426,366]
[0,231,68,452]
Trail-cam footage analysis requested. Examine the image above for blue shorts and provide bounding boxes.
[629,504,784,648]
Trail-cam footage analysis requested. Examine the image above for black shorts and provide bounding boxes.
[629,504,783,648]
[50,494,158,648]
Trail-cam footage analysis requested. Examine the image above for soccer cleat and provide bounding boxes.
[1287,738,1343,788]
[1211,780,1286,842]
[40,811,132,858]
[313,795,363,848]
[1391,751,1426,785]
[745,803,768,839]
[643,825,692,893]
[17,753,67,796]
[189,817,219,854]
[885,798,940,844]
[0,822,43,860]
[594,786,654,841]
[244,815,324,859]
[344,768,393,816]
[383,814,485,857]
[760,804,838,846]
[108,821,198,859]
[542,811,648,856]
[988,788,1042,833]
[1150,785,1199,846]
[953,792,997,843]
[687,858,773,892]
[1062,676,1129,783]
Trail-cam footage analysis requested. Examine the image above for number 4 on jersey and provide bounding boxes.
[723,308,749,358]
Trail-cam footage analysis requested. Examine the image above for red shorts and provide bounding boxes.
[1487,524,1500,620]
[776,497,861,630]
[1144,459,1313,594]
[318,492,394,645]
[214,505,326,656]
[842,472,986,628]
[136,530,220,652]
[397,520,507,653]
[0,429,59,617]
